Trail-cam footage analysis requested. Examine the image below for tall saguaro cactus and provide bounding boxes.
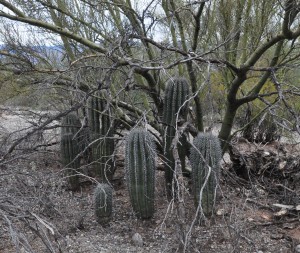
[190,133,222,216]
[162,77,190,198]
[88,91,115,182]
[60,114,81,190]
[125,128,156,219]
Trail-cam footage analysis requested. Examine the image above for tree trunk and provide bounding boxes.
[218,103,238,151]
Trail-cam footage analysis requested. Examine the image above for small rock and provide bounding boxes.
[274,209,288,217]
[216,208,225,216]
[165,228,172,234]
[282,223,295,229]
[270,233,284,240]
[257,251,263,253]
[20,248,29,253]
[30,161,37,170]
[155,219,161,224]
[295,244,300,253]
[132,232,143,247]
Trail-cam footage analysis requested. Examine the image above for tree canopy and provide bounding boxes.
[0,0,300,150]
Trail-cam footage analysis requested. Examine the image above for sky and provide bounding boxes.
[0,0,165,46]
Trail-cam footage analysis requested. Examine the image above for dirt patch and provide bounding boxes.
[0,146,299,253]
[0,110,299,252]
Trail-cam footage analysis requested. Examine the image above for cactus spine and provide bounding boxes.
[162,77,190,198]
[94,183,113,224]
[190,133,222,216]
[125,128,156,219]
[61,114,81,190]
[88,91,115,182]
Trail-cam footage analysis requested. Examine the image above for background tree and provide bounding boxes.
[1,0,299,151]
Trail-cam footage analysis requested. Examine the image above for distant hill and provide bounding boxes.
[0,44,66,64]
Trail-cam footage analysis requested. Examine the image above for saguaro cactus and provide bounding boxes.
[162,77,190,198]
[94,183,113,224]
[125,128,156,219]
[189,132,222,216]
[88,91,115,182]
[61,113,81,136]
[60,114,81,190]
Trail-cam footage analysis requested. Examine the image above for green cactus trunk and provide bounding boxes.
[88,91,115,182]
[190,133,222,216]
[162,77,190,199]
[77,125,91,163]
[125,128,156,219]
[61,113,81,136]
[61,114,81,191]
[94,183,113,225]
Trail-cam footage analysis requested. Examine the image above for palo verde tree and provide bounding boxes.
[1,0,300,152]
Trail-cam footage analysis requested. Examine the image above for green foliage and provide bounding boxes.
[190,133,222,216]
[94,183,113,225]
[88,91,115,182]
[201,71,227,117]
[125,128,156,219]
[162,77,190,198]
[60,114,81,191]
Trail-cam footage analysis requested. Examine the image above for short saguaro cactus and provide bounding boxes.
[189,132,222,216]
[125,128,156,219]
[94,183,113,225]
